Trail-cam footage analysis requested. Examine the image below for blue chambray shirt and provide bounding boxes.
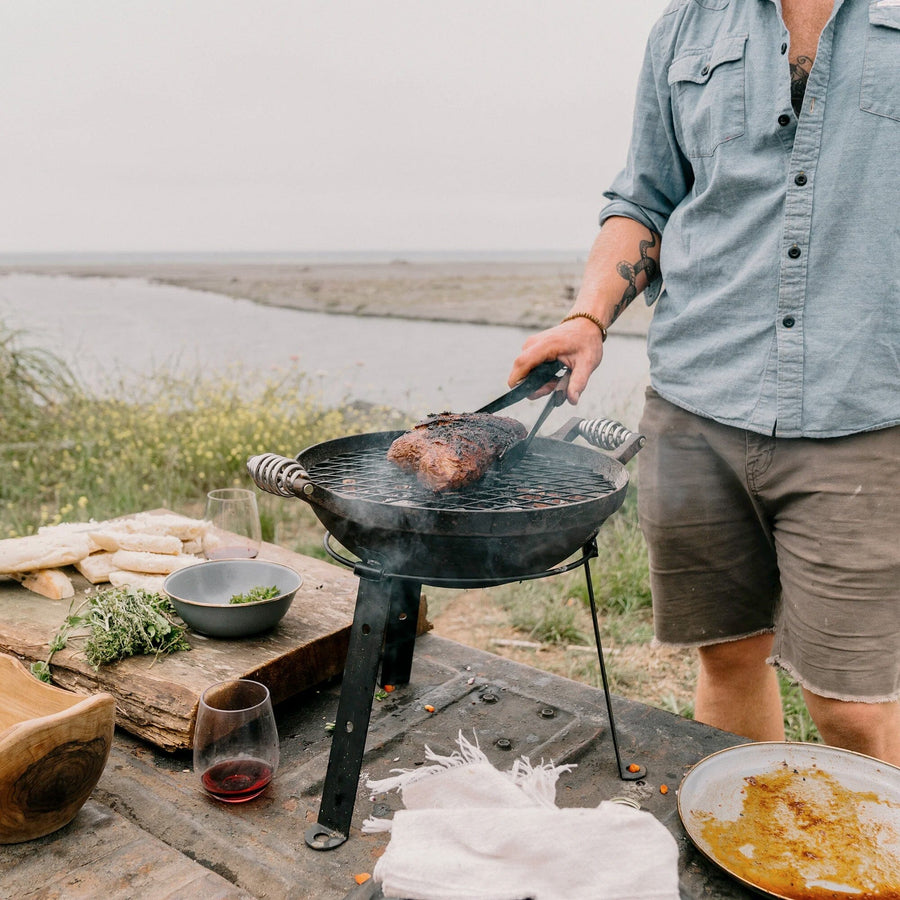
[600,0,900,438]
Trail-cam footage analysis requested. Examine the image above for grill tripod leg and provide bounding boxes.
[381,580,421,687]
[306,577,393,850]
[582,542,646,781]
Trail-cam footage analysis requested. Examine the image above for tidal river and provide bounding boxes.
[0,273,650,429]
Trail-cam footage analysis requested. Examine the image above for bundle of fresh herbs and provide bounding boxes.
[31,586,191,682]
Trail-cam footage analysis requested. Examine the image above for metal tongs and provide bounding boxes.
[476,359,566,415]
[477,360,571,472]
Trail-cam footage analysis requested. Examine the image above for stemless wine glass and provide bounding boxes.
[202,488,262,559]
[193,679,279,803]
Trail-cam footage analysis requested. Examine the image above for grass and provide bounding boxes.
[0,317,819,742]
[0,319,399,540]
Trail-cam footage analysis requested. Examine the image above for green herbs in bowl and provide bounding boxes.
[229,585,279,605]
[163,559,302,639]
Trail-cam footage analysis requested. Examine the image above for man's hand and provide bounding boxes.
[508,316,605,405]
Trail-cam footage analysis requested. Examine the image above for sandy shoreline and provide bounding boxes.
[0,259,654,337]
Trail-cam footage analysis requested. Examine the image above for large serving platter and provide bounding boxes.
[678,742,900,899]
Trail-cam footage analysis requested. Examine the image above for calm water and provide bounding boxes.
[0,273,650,428]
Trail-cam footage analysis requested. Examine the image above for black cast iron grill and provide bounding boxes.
[304,445,615,511]
[247,415,646,850]
[249,418,641,580]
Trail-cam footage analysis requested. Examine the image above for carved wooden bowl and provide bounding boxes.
[0,653,116,843]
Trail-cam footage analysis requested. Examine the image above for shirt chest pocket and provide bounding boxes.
[861,2,900,121]
[667,34,748,159]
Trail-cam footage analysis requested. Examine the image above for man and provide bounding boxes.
[510,0,899,763]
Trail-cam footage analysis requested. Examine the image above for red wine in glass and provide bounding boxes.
[202,489,262,559]
[194,679,278,803]
[201,758,273,803]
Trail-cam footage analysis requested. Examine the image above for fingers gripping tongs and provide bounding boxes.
[477,360,571,472]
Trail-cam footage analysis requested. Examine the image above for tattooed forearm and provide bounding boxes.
[613,232,660,322]
[790,55,812,115]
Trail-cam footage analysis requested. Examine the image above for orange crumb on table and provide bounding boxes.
[660,784,669,794]
[383,684,395,692]
[627,763,641,773]
[354,873,371,885]
[424,705,435,713]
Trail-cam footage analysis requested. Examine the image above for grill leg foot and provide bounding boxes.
[310,577,393,848]
[305,822,347,850]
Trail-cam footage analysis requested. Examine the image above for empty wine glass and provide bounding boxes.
[193,679,279,803]
[202,488,262,559]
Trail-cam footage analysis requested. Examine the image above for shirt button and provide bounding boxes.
[781,42,788,54]
[788,244,802,259]
[701,64,710,76]
[783,316,796,328]
[794,172,808,186]
[778,114,791,127]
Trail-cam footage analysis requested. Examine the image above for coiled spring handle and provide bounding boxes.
[247,453,310,498]
[550,416,645,464]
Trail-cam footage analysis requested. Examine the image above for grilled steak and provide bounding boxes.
[387,412,526,492]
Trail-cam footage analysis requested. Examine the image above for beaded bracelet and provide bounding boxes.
[560,312,608,342]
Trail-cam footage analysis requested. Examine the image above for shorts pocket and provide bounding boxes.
[860,1,900,120]
[667,33,747,158]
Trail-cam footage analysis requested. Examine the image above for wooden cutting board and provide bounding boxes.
[0,528,361,752]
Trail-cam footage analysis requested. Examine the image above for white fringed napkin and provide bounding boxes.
[363,732,680,900]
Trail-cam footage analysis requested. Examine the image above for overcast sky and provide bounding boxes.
[2,1,669,255]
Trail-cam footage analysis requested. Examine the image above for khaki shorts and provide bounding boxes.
[637,388,900,703]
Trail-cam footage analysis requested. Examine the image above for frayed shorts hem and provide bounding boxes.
[768,656,900,705]
[651,627,775,652]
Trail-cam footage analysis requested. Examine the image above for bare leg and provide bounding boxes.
[695,633,785,741]
[802,691,900,766]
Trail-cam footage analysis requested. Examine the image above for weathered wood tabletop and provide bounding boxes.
[0,586,759,900]
[0,536,360,751]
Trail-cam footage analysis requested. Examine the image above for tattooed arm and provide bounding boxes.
[790,55,812,116]
[509,216,661,404]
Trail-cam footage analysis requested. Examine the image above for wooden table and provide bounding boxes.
[0,598,759,899]
[0,539,360,750]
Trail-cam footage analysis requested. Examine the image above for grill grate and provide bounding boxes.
[306,445,616,511]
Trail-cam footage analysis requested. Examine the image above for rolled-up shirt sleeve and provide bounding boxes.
[599,18,691,303]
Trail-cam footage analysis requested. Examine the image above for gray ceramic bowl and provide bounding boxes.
[163,559,302,639]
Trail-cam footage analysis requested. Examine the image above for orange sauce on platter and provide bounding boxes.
[692,763,900,899]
